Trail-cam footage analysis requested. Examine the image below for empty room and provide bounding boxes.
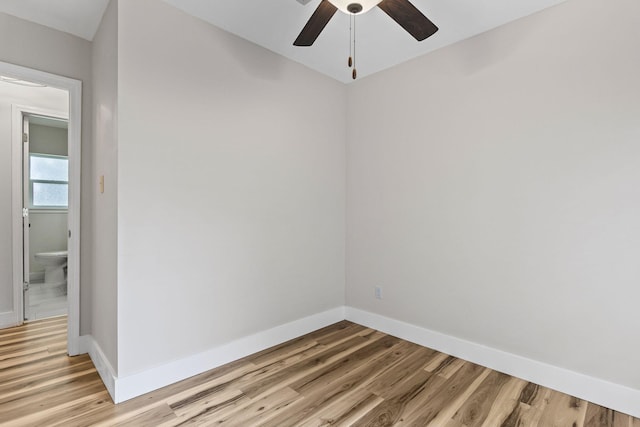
[1,0,639,425]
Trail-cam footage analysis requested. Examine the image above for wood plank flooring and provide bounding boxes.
[1,317,638,426]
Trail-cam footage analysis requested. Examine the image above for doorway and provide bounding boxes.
[22,113,70,321]
[2,61,82,356]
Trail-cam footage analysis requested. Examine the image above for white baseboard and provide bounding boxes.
[113,306,345,403]
[0,311,19,329]
[79,335,117,401]
[78,305,639,418]
[345,306,640,419]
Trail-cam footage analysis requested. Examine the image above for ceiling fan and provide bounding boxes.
[293,0,438,47]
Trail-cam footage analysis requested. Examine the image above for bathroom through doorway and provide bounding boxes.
[21,111,70,321]
[1,60,82,356]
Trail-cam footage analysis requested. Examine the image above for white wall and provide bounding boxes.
[116,0,346,377]
[347,0,640,392]
[0,82,67,316]
[0,13,93,334]
[91,0,118,372]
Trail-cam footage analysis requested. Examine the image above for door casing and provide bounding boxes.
[4,60,82,356]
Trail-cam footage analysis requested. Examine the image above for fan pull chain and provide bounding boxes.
[348,14,353,68]
[352,13,357,80]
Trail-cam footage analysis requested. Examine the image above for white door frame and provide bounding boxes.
[15,107,69,315]
[4,61,82,356]
[22,114,32,319]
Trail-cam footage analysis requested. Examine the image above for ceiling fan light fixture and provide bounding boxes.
[328,0,381,15]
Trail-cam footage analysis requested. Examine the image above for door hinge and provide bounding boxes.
[23,133,28,143]
[22,208,29,218]
[23,282,29,291]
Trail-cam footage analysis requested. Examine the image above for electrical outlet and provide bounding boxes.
[375,286,382,299]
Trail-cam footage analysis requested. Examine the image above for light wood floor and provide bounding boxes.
[1,317,637,426]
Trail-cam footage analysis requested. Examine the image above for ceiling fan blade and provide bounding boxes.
[294,0,338,46]
[377,0,438,41]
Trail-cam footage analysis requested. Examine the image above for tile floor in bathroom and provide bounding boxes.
[25,281,67,321]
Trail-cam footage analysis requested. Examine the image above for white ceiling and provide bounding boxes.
[0,0,567,83]
[0,0,109,41]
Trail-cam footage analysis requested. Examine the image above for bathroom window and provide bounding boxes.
[29,154,69,209]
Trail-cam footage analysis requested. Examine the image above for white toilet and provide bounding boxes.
[34,250,68,286]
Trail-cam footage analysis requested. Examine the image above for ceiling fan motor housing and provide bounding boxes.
[329,0,380,14]
[347,3,363,13]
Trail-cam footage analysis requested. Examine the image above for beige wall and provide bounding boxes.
[116,0,346,376]
[347,0,640,390]
[0,13,93,333]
